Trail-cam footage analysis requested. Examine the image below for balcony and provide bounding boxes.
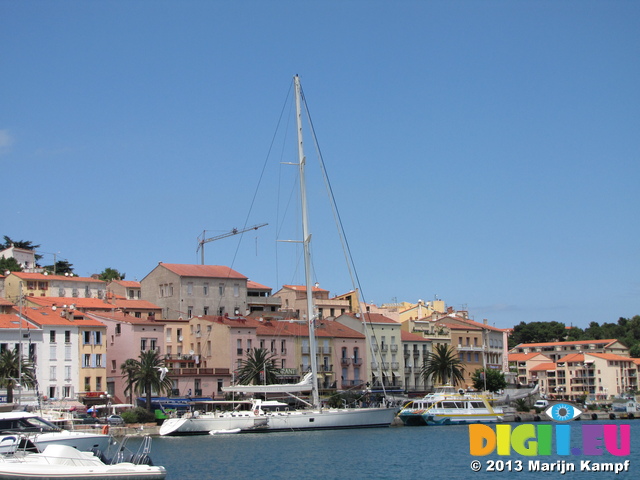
[352,358,363,366]
[391,362,399,370]
[301,346,311,354]
[340,357,351,366]
[167,367,215,376]
[380,345,388,352]
[390,345,398,353]
[317,346,332,354]
[319,364,333,373]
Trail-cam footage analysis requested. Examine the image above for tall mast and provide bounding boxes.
[294,75,320,408]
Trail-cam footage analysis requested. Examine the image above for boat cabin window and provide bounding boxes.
[470,402,485,409]
[0,416,61,433]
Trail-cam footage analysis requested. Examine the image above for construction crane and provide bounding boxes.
[196,223,268,264]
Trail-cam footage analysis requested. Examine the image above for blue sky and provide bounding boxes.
[2,1,638,330]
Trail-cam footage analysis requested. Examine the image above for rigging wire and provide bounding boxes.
[298,82,391,399]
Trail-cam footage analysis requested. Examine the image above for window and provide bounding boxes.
[96,377,102,391]
[203,283,209,296]
[203,306,209,315]
[115,324,121,335]
[65,345,72,361]
[219,283,225,296]
[49,345,56,360]
[95,331,102,345]
[95,354,102,367]
[187,306,193,318]
[38,281,48,290]
[65,365,72,380]
[166,328,172,342]
[50,366,56,380]
[111,360,116,371]
[281,340,286,354]
[84,354,91,367]
[237,339,243,355]
[234,284,239,297]
[141,339,147,351]
[187,282,193,296]
[50,331,56,343]
[84,331,91,344]
[58,287,65,296]
[63,386,71,398]
[150,339,157,351]
[64,331,71,343]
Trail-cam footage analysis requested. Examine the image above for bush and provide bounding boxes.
[120,407,156,424]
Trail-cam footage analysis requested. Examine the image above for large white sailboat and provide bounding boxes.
[224,75,396,432]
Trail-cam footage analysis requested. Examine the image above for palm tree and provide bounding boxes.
[130,350,173,412]
[0,348,37,403]
[236,348,279,385]
[421,344,466,387]
[120,358,138,405]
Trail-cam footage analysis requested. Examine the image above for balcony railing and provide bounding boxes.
[340,357,351,366]
[390,345,398,352]
[352,358,362,366]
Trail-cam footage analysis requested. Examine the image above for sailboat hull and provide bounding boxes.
[243,407,397,432]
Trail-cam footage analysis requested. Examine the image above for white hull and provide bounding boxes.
[159,413,267,436]
[244,407,397,432]
[31,431,112,453]
[0,444,166,480]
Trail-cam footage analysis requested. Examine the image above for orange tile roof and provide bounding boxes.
[401,330,431,342]
[360,313,399,324]
[586,352,636,362]
[12,272,105,283]
[0,297,15,307]
[0,313,34,329]
[159,263,247,279]
[86,311,165,325]
[282,285,329,293]
[515,339,620,348]
[20,306,105,327]
[26,296,161,311]
[247,280,271,290]
[508,352,550,361]
[557,353,585,363]
[111,280,141,288]
[530,362,557,372]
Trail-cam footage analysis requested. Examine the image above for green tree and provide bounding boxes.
[43,260,74,276]
[421,344,466,387]
[99,268,126,282]
[236,348,279,385]
[130,350,173,412]
[120,358,138,405]
[0,348,37,403]
[0,257,22,273]
[471,368,507,393]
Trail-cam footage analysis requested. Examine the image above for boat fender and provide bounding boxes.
[628,413,634,419]
[254,409,260,415]
[609,413,616,420]
[591,413,598,420]
[514,416,521,423]
[102,425,109,435]
[533,415,540,422]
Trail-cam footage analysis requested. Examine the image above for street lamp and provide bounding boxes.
[100,392,112,416]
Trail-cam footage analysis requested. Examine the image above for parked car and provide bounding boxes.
[106,414,125,425]
[534,400,549,409]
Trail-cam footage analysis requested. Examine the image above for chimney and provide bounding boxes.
[483,319,488,325]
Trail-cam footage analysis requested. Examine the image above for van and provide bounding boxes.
[534,400,549,409]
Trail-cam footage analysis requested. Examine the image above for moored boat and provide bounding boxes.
[0,440,166,480]
[398,387,503,426]
[0,412,112,453]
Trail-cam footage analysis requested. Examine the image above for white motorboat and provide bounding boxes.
[0,412,112,453]
[398,386,504,426]
[0,441,166,480]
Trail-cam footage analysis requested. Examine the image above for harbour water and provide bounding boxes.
[123,419,638,479]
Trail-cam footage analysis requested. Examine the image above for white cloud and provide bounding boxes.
[0,130,14,154]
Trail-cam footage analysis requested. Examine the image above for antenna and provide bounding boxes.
[196,223,268,264]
